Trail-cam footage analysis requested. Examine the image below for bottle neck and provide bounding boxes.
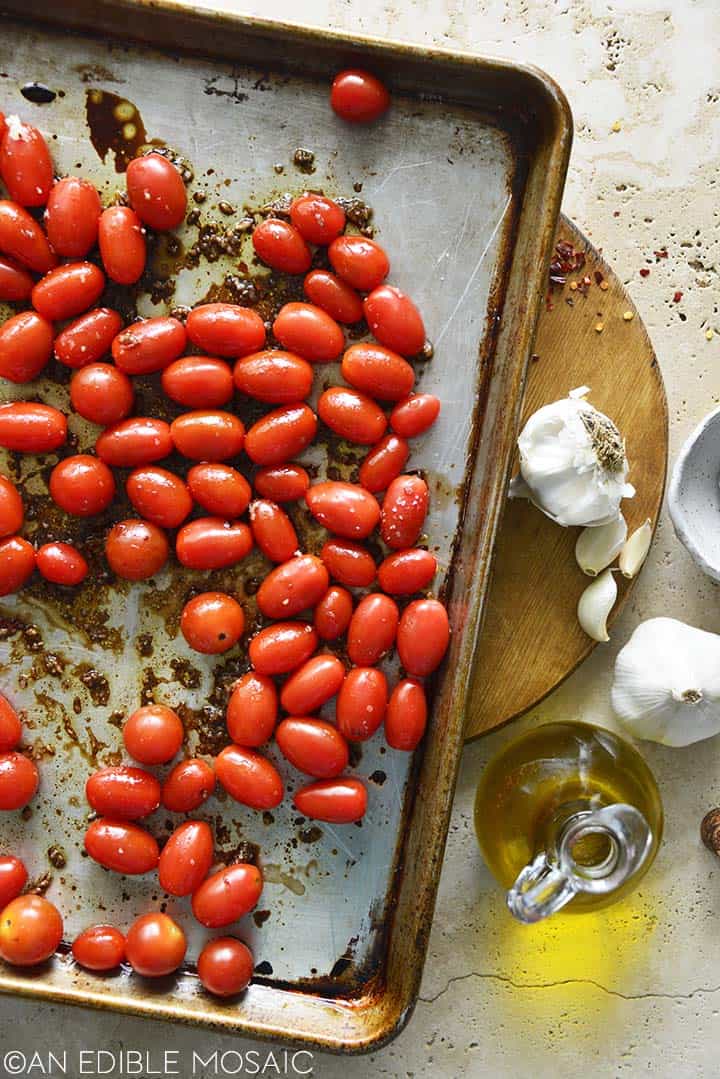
[506,803,653,924]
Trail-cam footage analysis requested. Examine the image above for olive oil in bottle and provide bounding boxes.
[474,721,663,922]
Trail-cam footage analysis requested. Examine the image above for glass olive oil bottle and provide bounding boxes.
[474,722,663,922]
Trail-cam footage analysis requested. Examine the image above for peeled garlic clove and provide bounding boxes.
[577,568,617,642]
[575,514,627,576]
[619,519,652,578]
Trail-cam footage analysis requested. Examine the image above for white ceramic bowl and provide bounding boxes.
[669,405,720,582]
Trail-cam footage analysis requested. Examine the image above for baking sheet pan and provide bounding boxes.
[0,2,571,1051]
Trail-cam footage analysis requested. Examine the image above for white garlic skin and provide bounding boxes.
[513,388,634,528]
[577,568,617,642]
[576,514,627,576]
[612,617,720,746]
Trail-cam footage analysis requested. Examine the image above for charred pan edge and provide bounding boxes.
[0,0,572,1053]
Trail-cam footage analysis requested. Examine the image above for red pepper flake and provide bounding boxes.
[653,249,668,259]
[594,270,605,286]
[639,268,650,277]
[673,290,683,303]
[548,239,586,289]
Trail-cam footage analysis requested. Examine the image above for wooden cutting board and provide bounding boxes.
[464,215,668,741]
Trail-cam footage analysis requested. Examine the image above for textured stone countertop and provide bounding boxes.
[2,2,720,1076]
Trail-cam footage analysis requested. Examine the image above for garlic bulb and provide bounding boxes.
[612,617,720,746]
[577,568,617,642]
[510,387,635,527]
[576,514,627,576]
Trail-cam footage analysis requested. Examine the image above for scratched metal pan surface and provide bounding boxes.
[0,1,571,1052]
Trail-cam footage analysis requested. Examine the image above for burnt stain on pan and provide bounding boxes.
[84,88,148,171]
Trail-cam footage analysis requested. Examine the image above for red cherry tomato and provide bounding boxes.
[0,695,21,752]
[0,751,38,808]
[125,913,186,977]
[347,593,399,666]
[96,418,172,468]
[161,758,215,813]
[158,820,214,897]
[257,554,329,619]
[249,500,298,563]
[45,177,102,258]
[98,206,146,285]
[293,777,367,822]
[84,818,159,874]
[273,303,344,363]
[181,592,245,655]
[161,356,234,408]
[123,703,183,765]
[171,410,245,462]
[0,895,62,966]
[0,255,33,301]
[363,285,426,356]
[216,745,284,810]
[54,308,123,370]
[0,855,27,908]
[191,863,263,928]
[381,474,429,549]
[253,463,309,503]
[233,350,312,404]
[359,434,409,493]
[305,481,380,539]
[226,672,278,747]
[336,667,387,741]
[304,269,363,324]
[49,455,115,517]
[112,316,186,375]
[252,219,311,275]
[186,463,251,518]
[0,119,53,206]
[0,538,35,597]
[105,519,169,581]
[86,766,161,820]
[126,153,187,231]
[279,654,346,716]
[318,387,387,444]
[72,925,126,971]
[0,476,22,538]
[330,69,390,124]
[186,303,265,358]
[320,539,376,587]
[378,548,437,594]
[197,937,254,997]
[176,518,253,571]
[328,235,389,291]
[245,404,317,466]
[32,262,105,322]
[290,194,345,245]
[341,342,415,401]
[276,717,349,779]
[0,200,56,273]
[36,542,88,586]
[385,678,427,750]
[70,363,134,427]
[0,402,65,453]
[126,466,192,529]
[314,586,353,640]
[397,598,449,676]
[248,621,317,676]
[0,310,53,383]
[390,393,441,438]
